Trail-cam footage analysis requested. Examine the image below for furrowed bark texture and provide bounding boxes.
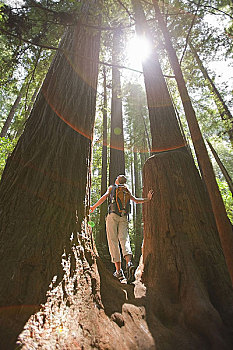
[132,0,185,153]
[143,152,233,349]
[0,2,101,347]
[18,235,156,349]
[152,0,233,286]
[109,29,125,185]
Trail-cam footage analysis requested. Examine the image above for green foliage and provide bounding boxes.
[216,178,233,223]
[0,136,17,177]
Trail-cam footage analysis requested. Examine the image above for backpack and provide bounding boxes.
[108,184,131,216]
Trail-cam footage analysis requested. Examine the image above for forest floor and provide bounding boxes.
[17,238,156,350]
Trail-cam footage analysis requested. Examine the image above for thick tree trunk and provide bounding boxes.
[189,42,233,145]
[132,0,185,153]
[143,152,233,349]
[152,0,233,286]
[0,85,24,137]
[0,1,101,347]
[109,29,125,185]
[18,240,156,349]
[207,140,233,196]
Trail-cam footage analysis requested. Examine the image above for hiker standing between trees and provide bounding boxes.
[90,175,153,284]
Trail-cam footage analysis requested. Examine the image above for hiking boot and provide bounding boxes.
[125,261,136,284]
[113,269,127,283]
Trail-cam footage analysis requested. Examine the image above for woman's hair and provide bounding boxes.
[117,175,127,184]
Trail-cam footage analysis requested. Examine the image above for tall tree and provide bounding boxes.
[189,41,233,146]
[98,66,108,249]
[0,1,101,346]
[0,84,24,137]
[152,0,233,285]
[131,0,233,348]
[109,28,125,185]
[133,149,143,263]
[207,139,233,196]
[15,83,41,138]
[131,0,185,154]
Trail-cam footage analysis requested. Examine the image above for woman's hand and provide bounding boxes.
[147,189,154,200]
[90,206,95,213]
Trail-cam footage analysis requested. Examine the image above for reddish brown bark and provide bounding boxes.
[132,0,185,153]
[0,2,101,347]
[143,152,233,349]
[152,0,233,286]
[98,67,108,246]
[109,29,125,185]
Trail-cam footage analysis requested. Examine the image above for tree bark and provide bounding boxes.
[134,150,143,264]
[109,28,125,185]
[131,0,185,154]
[143,152,233,349]
[98,67,109,253]
[189,42,233,145]
[207,140,233,196]
[152,0,233,286]
[0,85,24,137]
[0,1,101,347]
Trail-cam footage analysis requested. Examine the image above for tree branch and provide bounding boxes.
[179,0,201,65]
[0,27,59,50]
[116,0,135,20]
[186,0,233,19]
[0,25,176,77]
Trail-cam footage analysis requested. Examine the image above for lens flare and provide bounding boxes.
[127,35,151,68]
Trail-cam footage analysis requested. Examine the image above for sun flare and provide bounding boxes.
[127,35,151,69]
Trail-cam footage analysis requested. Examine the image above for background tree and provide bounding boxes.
[109,27,126,185]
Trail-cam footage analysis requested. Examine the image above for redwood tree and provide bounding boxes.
[131,0,233,348]
[152,0,233,285]
[97,66,109,254]
[189,41,233,145]
[0,1,101,347]
[109,28,125,185]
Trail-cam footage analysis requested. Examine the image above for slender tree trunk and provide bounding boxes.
[141,113,151,153]
[133,150,143,264]
[153,0,233,286]
[0,1,101,347]
[131,157,136,233]
[0,85,24,137]
[189,42,233,145]
[109,29,125,185]
[207,139,233,196]
[98,67,108,249]
[15,83,41,138]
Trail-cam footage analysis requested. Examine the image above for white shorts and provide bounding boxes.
[106,213,132,263]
